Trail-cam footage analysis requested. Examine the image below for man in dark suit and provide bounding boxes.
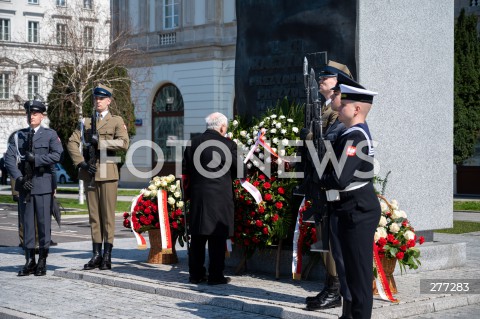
[4,100,63,276]
[182,112,244,285]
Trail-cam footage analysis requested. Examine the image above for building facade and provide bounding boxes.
[113,0,237,185]
[0,0,110,154]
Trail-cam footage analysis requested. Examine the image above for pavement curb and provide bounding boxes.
[53,268,480,319]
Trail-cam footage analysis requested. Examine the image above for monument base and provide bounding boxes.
[225,241,466,279]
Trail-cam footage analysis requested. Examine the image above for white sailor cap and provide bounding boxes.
[339,84,378,103]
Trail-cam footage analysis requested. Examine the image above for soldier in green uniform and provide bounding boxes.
[67,84,129,270]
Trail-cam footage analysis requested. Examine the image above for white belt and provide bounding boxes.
[339,181,369,192]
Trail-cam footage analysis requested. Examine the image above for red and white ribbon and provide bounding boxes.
[240,178,263,204]
[244,129,282,164]
[157,190,173,253]
[373,243,399,303]
[292,198,306,280]
[130,194,147,250]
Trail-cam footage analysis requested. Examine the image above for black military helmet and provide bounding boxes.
[24,100,46,113]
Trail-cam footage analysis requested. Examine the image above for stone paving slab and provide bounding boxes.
[1,231,480,319]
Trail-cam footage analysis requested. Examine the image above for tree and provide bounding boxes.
[47,64,136,183]
[454,9,480,164]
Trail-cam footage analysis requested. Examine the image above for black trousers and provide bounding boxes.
[189,234,226,281]
[337,207,380,319]
[330,212,352,301]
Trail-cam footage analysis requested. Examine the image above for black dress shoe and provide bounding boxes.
[306,291,341,311]
[305,288,328,303]
[207,277,231,285]
[189,275,208,284]
[50,240,58,246]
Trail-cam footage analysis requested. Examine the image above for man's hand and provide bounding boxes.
[16,176,33,191]
[25,151,35,163]
[78,161,97,175]
[90,134,99,147]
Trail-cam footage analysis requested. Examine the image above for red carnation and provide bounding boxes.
[263,182,271,190]
[250,211,256,217]
[255,220,263,227]
[264,193,272,201]
[270,177,276,182]
[259,174,266,180]
[400,245,407,252]
[377,237,387,246]
[235,180,240,185]
[275,202,283,209]
[252,236,260,243]
[155,222,160,228]
[407,239,416,248]
[392,239,400,246]
[271,214,279,222]
[246,200,252,205]
[148,214,155,221]
[258,206,265,213]
[419,236,425,244]
[123,212,130,218]
[396,252,404,260]
[133,222,140,231]
[387,234,395,243]
[123,219,130,228]
[262,227,269,235]
[144,207,151,214]
[253,181,260,187]
[172,221,178,229]
[277,187,285,195]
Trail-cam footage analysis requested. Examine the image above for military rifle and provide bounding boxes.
[87,88,98,188]
[23,100,34,203]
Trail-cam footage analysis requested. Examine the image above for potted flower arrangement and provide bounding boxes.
[375,195,425,273]
[123,174,187,263]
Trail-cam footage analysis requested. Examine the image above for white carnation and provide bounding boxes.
[259,121,264,127]
[389,223,400,233]
[279,115,286,119]
[380,201,389,213]
[281,138,289,146]
[240,130,247,137]
[247,163,252,169]
[167,197,176,205]
[232,120,238,127]
[404,230,415,241]
[150,189,157,197]
[247,139,253,145]
[167,174,175,183]
[378,216,388,227]
[390,199,399,210]
[398,210,407,218]
[148,184,156,191]
[374,227,387,242]
[275,122,282,129]
[270,128,277,134]
[279,149,286,156]
[272,137,279,145]
[174,191,181,198]
[292,127,299,133]
[160,181,168,187]
[281,129,287,134]
[227,132,233,139]
[169,185,177,193]
[143,190,151,197]
[176,201,184,208]
[270,114,277,119]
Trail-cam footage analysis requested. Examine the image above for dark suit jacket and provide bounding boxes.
[182,129,242,237]
[5,127,63,195]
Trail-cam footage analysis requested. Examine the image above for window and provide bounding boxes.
[152,84,184,163]
[0,73,9,100]
[164,0,179,30]
[83,26,93,47]
[28,74,39,100]
[0,19,9,41]
[28,21,39,43]
[84,0,92,9]
[56,23,67,45]
[56,0,66,7]
[28,0,39,4]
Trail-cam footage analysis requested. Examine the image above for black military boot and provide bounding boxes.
[306,276,342,310]
[305,274,329,303]
[84,243,103,270]
[18,248,36,276]
[339,299,353,319]
[99,243,113,270]
[34,248,49,276]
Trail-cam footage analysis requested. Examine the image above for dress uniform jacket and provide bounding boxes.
[182,129,240,237]
[4,127,63,249]
[67,113,129,181]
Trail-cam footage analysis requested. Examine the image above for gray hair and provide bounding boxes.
[205,112,228,130]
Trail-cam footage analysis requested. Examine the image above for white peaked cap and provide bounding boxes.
[339,84,378,103]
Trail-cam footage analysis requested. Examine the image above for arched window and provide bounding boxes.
[152,84,184,166]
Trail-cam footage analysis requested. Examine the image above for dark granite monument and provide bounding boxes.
[235,0,357,119]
